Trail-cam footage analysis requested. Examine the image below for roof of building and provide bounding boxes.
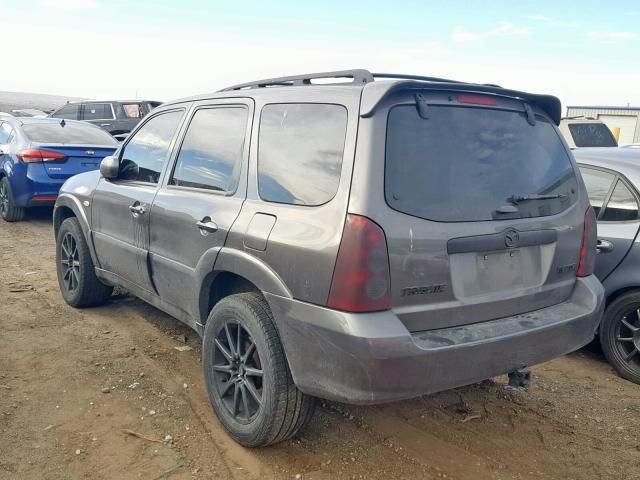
[567,106,640,111]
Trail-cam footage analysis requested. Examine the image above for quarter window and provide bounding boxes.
[82,103,114,121]
[50,104,80,120]
[171,107,248,192]
[600,180,639,222]
[119,110,183,184]
[580,167,616,216]
[258,103,347,206]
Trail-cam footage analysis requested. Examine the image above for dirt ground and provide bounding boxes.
[1,209,639,480]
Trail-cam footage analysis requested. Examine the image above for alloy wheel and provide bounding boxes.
[60,232,81,292]
[615,308,640,367]
[212,322,263,423]
[0,181,8,217]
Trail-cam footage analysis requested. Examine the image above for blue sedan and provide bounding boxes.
[0,114,118,222]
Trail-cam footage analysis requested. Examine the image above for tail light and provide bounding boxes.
[17,149,67,164]
[327,214,391,313]
[577,205,597,277]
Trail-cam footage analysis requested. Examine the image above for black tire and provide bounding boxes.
[600,291,640,384]
[56,217,113,308]
[203,292,316,447]
[0,177,25,222]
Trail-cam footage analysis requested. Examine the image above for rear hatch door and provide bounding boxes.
[380,92,584,332]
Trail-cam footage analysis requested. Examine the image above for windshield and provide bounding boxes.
[385,105,578,222]
[23,122,117,145]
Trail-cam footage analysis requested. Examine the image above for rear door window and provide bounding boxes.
[119,110,184,184]
[579,167,616,216]
[50,104,80,120]
[600,180,639,222]
[0,122,13,144]
[568,123,617,147]
[82,103,114,121]
[258,103,347,206]
[170,106,248,192]
[385,105,578,222]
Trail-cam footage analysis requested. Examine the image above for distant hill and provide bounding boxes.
[0,91,86,114]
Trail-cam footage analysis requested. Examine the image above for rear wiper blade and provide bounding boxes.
[508,193,567,204]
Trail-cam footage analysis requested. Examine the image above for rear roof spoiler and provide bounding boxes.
[360,80,562,125]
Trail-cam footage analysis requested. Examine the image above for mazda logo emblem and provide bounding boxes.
[504,229,520,248]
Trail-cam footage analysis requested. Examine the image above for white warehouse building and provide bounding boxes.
[565,106,640,145]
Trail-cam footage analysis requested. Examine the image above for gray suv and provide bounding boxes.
[53,70,605,447]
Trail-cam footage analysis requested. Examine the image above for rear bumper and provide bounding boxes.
[266,275,604,404]
[10,164,63,207]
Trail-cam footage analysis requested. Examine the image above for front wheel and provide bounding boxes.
[56,217,113,307]
[0,177,25,222]
[203,293,316,447]
[600,291,640,384]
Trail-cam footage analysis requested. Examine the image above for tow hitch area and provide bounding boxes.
[507,368,531,390]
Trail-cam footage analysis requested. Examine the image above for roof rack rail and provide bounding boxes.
[371,72,467,84]
[219,69,375,92]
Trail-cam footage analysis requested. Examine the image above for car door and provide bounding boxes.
[80,102,116,132]
[579,165,640,280]
[91,108,186,293]
[148,99,252,314]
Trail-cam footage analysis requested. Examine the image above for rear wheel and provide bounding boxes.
[600,291,640,384]
[203,293,315,447]
[0,177,25,222]
[56,217,113,307]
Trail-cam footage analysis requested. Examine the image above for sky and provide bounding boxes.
[1,0,639,109]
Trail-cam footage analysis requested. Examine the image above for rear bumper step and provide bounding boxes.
[266,275,604,404]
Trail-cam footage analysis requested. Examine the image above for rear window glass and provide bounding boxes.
[23,123,117,145]
[258,103,347,206]
[385,105,578,222]
[568,123,617,148]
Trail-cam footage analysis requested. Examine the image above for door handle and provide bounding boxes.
[129,203,146,215]
[100,123,112,127]
[597,239,614,253]
[196,218,218,234]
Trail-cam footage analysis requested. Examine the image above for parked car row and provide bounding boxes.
[1,69,635,448]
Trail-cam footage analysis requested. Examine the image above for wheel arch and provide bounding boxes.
[196,248,292,326]
[53,194,100,266]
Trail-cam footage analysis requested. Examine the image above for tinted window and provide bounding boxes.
[122,103,143,119]
[601,180,639,222]
[0,123,13,144]
[258,104,347,206]
[171,107,247,192]
[22,122,117,145]
[579,167,615,216]
[119,110,183,184]
[568,123,617,148]
[50,104,80,120]
[385,105,579,222]
[82,103,114,120]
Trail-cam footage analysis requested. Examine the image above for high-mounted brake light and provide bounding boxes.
[457,95,498,106]
[327,214,391,313]
[577,205,597,277]
[16,149,67,164]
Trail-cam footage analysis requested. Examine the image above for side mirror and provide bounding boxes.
[100,155,119,179]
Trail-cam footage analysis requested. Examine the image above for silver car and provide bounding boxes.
[53,70,604,447]
[576,147,640,384]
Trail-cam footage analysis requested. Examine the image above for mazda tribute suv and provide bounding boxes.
[53,70,605,447]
